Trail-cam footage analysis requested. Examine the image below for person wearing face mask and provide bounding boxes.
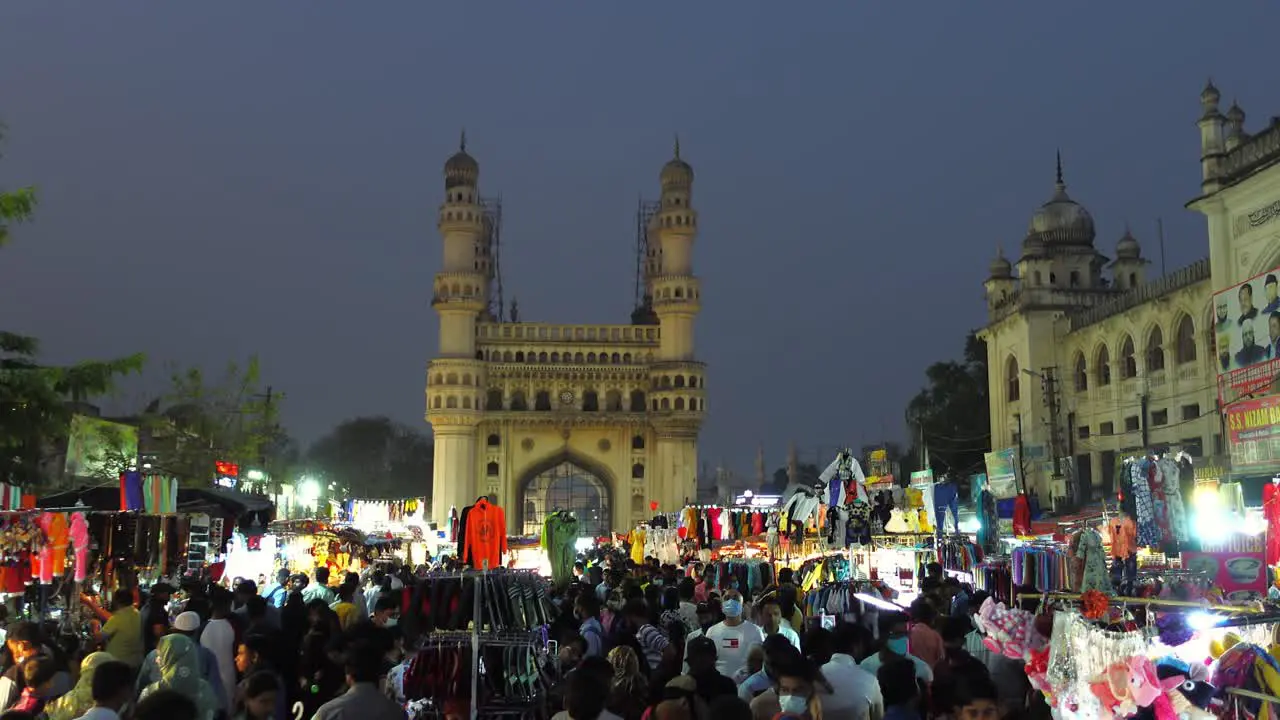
[701,590,765,680]
[756,655,823,720]
[368,596,400,629]
[737,635,793,701]
[575,594,606,658]
[859,614,933,688]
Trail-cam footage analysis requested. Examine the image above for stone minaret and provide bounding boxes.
[426,134,488,524]
[787,441,798,486]
[1197,80,1226,194]
[648,138,705,512]
[755,444,766,489]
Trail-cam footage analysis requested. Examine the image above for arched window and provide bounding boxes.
[587,352,597,363]
[632,435,645,450]
[432,396,442,409]
[502,351,513,362]
[486,461,499,477]
[486,389,503,410]
[1175,315,1197,364]
[1005,356,1020,402]
[604,390,622,411]
[534,391,551,411]
[1096,345,1111,386]
[1146,326,1165,372]
[583,390,599,411]
[446,396,458,409]
[674,397,686,410]
[630,390,646,412]
[632,463,645,479]
[622,353,632,363]
[487,433,500,447]
[538,351,548,362]
[1074,352,1088,392]
[514,351,524,362]
[660,398,670,410]
[462,397,471,409]
[574,352,584,363]
[1120,335,1137,378]
[660,376,672,389]
[674,375,686,388]
[611,353,621,363]
[550,352,560,362]
[510,390,528,411]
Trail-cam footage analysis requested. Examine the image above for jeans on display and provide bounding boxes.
[1110,554,1137,596]
[933,482,960,535]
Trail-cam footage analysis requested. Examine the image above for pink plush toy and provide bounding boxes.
[69,513,89,582]
[1127,656,1162,708]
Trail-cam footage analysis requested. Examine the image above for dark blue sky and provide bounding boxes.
[1,3,1276,478]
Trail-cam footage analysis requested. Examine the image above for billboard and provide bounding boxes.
[64,415,139,479]
[1226,395,1280,468]
[1213,264,1280,398]
[983,447,1020,498]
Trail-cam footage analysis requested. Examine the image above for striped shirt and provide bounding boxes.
[636,623,670,671]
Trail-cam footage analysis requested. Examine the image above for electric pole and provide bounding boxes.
[1041,367,1069,508]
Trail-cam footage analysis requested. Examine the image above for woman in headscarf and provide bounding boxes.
[45,651,114,720]
[607,646,650,720]
[139,634,218,720]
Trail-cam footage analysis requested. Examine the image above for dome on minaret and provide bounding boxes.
[1026,152,1096,247]
[444,131,479,189]
[1201,79,1221,105]
[989,248,1012,279]
[1021,229,1045,259]
[661,136,694,188]
[1116,227,1142,260]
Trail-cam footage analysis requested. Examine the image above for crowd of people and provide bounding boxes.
[0,564,413,720]
[549,555,1036,720]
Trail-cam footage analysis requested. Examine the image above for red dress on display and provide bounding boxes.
[1264,482,1280,564]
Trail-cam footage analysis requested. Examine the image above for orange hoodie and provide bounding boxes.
[465,499,508,570]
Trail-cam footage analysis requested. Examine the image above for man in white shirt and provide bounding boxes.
[199,593,238,712]
[757,597,801,650]
[822,624,883,720]
[702,589,765,679]
[302,567,336,605]
[859,615,933,686]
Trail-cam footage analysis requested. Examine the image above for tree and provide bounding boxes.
[0,125,144,486]
[306,416,433,500]
[905,330,991,488]
[146,357,289,487]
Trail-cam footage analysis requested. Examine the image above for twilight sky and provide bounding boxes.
[1,3,1276,479]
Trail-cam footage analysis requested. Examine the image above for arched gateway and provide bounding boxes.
[517,454,614,539]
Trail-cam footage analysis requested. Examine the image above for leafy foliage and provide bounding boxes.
[306,416,433,500]
[146,357,289,487]
[768,462,820,493]
[905,331,991,481]
[0,129,144,485]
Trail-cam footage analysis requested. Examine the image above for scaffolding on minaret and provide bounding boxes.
[480,195,505,322]
[631,197,661,325]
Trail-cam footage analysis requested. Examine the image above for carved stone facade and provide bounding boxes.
[426,143,704,534]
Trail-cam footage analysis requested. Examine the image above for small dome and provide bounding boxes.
[444,132,479,189]
[1228,102,1245,123]
[989,250,1012,279]
[1027,156,1096,247]
[1201,79,1220,104]
[1021,232,1045,258]
[661,136,694,188]
[1116,229,1141,260]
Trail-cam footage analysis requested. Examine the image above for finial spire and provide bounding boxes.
[460,129,467,152]
[1055,150,1064,185]
[673,134,681,160]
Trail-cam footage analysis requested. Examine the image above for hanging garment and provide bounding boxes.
[628,527,647,564]
[818,451,869,503]
[463,498,507,570]
[1106,516,1137,559]
[1156,457,1190,544]
[847,502,872,546]
[976,489,999,554]
[1075,528,1112,593]
[1265,482,1280,565]
[780,485,821,527]
[1128,462,1162,547]
[1012,495,1032,536]
[933,481,960,534]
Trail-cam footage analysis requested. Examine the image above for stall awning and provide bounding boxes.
[178,487,274,515]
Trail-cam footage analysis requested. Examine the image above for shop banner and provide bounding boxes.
[1213,262,1280,395]
[984,447,1020,498]
[1182,550,1267,602]
[1227,395,1280,467]
[909,469,934,487]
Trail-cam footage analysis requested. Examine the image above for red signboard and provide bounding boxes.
[1226,396,1280,467]
[1182,550,1267,602]
[214,461,240,478]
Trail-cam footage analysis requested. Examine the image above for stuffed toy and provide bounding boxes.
[1090,661,1139,719]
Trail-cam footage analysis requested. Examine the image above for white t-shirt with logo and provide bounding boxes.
[704,620,765,678]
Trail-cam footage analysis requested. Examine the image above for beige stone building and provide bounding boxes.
[980,82,1280,505]
[425,141,704,535]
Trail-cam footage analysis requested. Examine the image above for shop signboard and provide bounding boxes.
[909,469,934,486]
[984,447,1020,498]
[1182,550,1267,602]
[1213,263,1280,401]
[1226,395,1280,467]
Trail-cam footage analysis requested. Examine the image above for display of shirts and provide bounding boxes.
[1106,516,1137,559]
[462,498,507,570]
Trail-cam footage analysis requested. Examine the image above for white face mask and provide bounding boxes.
[384,617,399,628]
[778,694,807,715]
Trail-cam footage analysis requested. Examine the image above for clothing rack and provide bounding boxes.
[1014,591,1262,614]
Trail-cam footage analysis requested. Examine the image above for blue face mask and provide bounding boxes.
[887,637,909,655]
[652,579,664,587]
[722,599,743,618]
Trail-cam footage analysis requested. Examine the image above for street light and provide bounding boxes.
[246,469,265,482]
